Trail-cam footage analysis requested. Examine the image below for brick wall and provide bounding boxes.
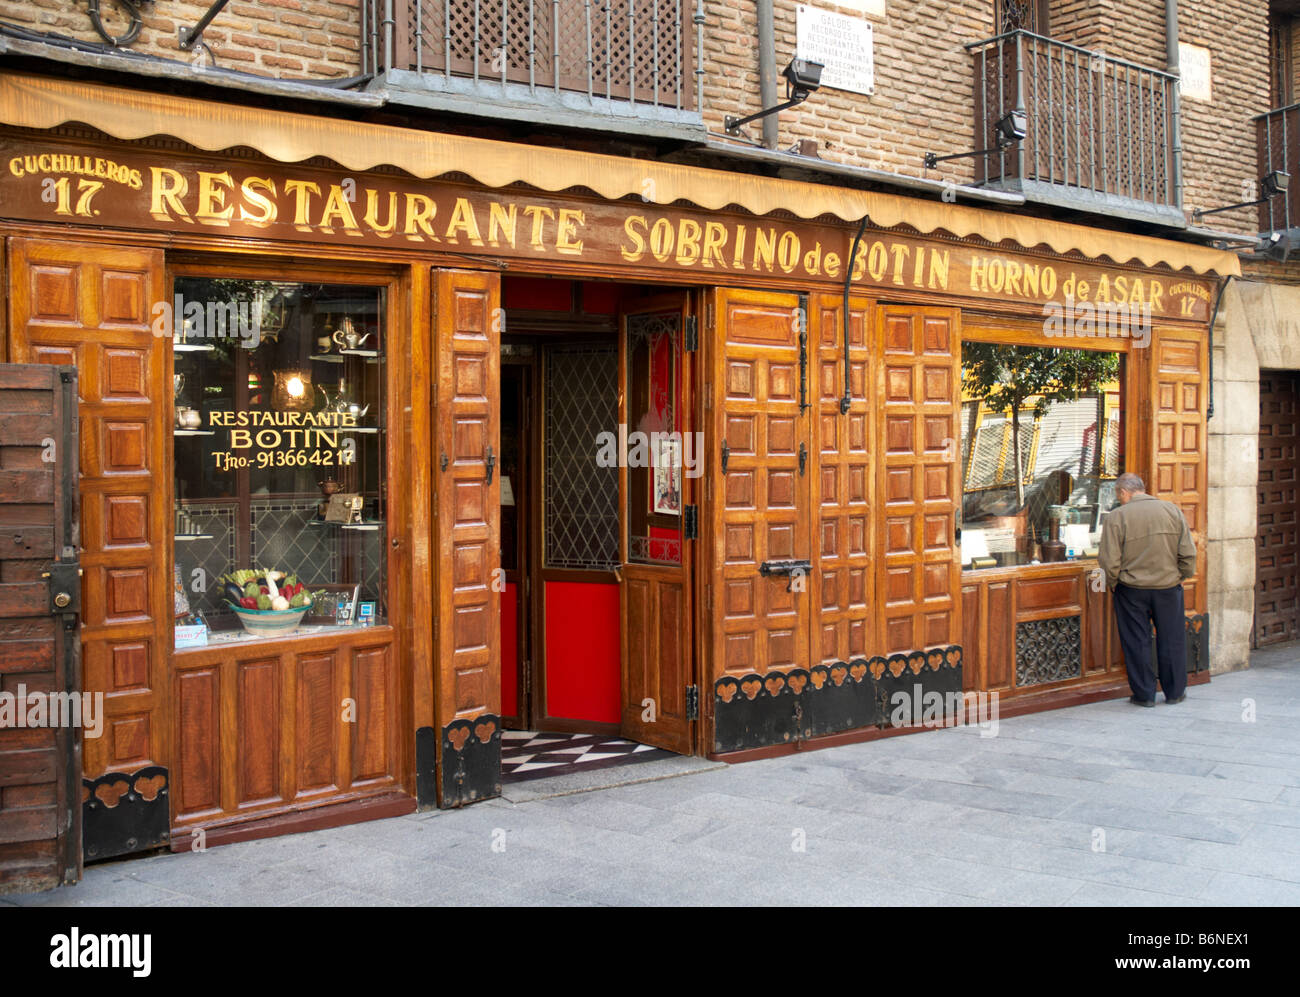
[0,0,361,79]
[703,1,993,186]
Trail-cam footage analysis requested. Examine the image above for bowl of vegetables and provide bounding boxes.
[221,569,316,638]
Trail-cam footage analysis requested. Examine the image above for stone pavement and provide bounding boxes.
[7,647,1300,907]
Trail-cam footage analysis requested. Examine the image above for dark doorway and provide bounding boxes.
[1256,370,1300,646]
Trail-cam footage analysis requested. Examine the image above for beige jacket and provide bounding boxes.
[1098,492,1196,590]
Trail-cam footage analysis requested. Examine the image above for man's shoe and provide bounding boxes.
[1129,696,1156,708]
[1165,694,1186,704]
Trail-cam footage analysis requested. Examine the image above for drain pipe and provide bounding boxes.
[758,0,778,149]
[841,214,870,413]
[1166,0,1184,210]
[1206,275,1232,420]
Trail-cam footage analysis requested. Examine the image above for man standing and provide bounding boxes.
[1098,472,1197,707]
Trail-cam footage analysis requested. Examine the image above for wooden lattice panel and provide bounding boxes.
[434,269,501,726]
[876,305,961,654]
[811,294,872,666]
[1150,327,1206,614]
[708,288,811,679]
[7,238,169,783]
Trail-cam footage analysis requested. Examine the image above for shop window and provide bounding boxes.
[626,312,683,565]
[171,278,387,643]
[959,343,1124,569]
[543,341,619,570]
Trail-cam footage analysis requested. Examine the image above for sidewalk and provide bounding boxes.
[8,647,1300,907]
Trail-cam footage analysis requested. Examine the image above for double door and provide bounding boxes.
[495,293,697,754]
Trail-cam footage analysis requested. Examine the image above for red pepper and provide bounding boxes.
[240,597,257,609]
[260,586,269,595]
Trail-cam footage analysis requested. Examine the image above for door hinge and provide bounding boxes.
[684,315,698,352]
[683,505,698,540]
[685,685,699,721]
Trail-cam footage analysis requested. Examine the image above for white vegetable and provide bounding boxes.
[271,596,290,611]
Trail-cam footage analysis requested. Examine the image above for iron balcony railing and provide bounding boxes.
[967,30,1183,223]
[1256,104,1300,232]
[362,0,703,118]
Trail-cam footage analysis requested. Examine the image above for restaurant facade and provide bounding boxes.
[0,68,1238,888]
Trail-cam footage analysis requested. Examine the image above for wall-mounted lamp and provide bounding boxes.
[1194,170,1290,223]
[724,58,825,136]
[272,369,313,412]
[924,110,1027,170]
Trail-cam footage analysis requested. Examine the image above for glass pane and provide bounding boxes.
[626,312,683,566]
[172,278,387,643]
[959,344,1124,570]
[543,342,619,570]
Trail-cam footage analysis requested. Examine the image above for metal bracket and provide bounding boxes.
[684,315,698,352]
[683,505,698,540]
[798,441,807,477]
[440,452,448,472]
[43,560,81,615]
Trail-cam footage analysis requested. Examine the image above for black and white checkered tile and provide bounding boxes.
[501,731,671,783]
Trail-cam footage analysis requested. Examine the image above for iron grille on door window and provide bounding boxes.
[544,342,619,570]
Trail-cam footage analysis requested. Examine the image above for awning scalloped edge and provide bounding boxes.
[0,71,1241,277]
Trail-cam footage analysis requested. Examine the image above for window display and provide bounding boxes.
[959,343,1124,569]
[171,277,387,645]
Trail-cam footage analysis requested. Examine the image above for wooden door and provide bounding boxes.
[877,304,962,654]
[433,269,502,806]
[0,364,81,893]
[707,288,813,682]
[1256,371,1300,646]
[1149,327,1207,616]
[7,238,170,857]
[619,295,695,754]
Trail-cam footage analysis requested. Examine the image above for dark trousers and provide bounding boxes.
[1113,583,1187,702]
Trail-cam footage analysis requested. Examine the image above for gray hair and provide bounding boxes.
[1116,472,1145,494]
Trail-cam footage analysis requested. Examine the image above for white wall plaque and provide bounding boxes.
[1179,42,1211,103]
[796,5,875,97]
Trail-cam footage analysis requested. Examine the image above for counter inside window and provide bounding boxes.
[170,278,388,648]
[958,342,1125,571]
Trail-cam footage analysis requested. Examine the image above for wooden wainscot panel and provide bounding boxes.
[1015,572,1083,619]
[171,628,400,833]
[986,581,1014,690]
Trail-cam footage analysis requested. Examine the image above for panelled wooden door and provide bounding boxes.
[707,288,813,683]
[876,304,962,654]
[810,294,874,667]
[618,295,695,754]
[7,239,170,790]
[433,269,501,786]
[1255,371,1300,646]
[0,364,81,892]
[1149,327,1207,616]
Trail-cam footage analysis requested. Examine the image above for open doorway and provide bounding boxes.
[497,277,698,779]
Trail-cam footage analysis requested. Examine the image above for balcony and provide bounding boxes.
[361,0,706,141]
[1257,104,1300,233]
[967,31,1184,227]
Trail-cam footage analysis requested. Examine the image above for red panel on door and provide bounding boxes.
[545,580,620,723]
[501,581,518,719]
[503,276,572,311]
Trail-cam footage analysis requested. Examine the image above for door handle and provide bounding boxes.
[798,442,807,476]
[759,559,812,592]
[485,445,496,485]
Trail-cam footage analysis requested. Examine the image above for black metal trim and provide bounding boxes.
[440,715,502,808]
[683,505,698,540]
[82,766,169,861]
[713,646,964,753]
[415,725,438,807]
[684,315,698,352]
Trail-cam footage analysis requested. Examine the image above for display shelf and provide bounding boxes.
[308,518,384,531]
[310,353,343,364]
[173,342,215,353]
[173,429,216,436]
[339,348,380,361]
[174,533,216,541]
